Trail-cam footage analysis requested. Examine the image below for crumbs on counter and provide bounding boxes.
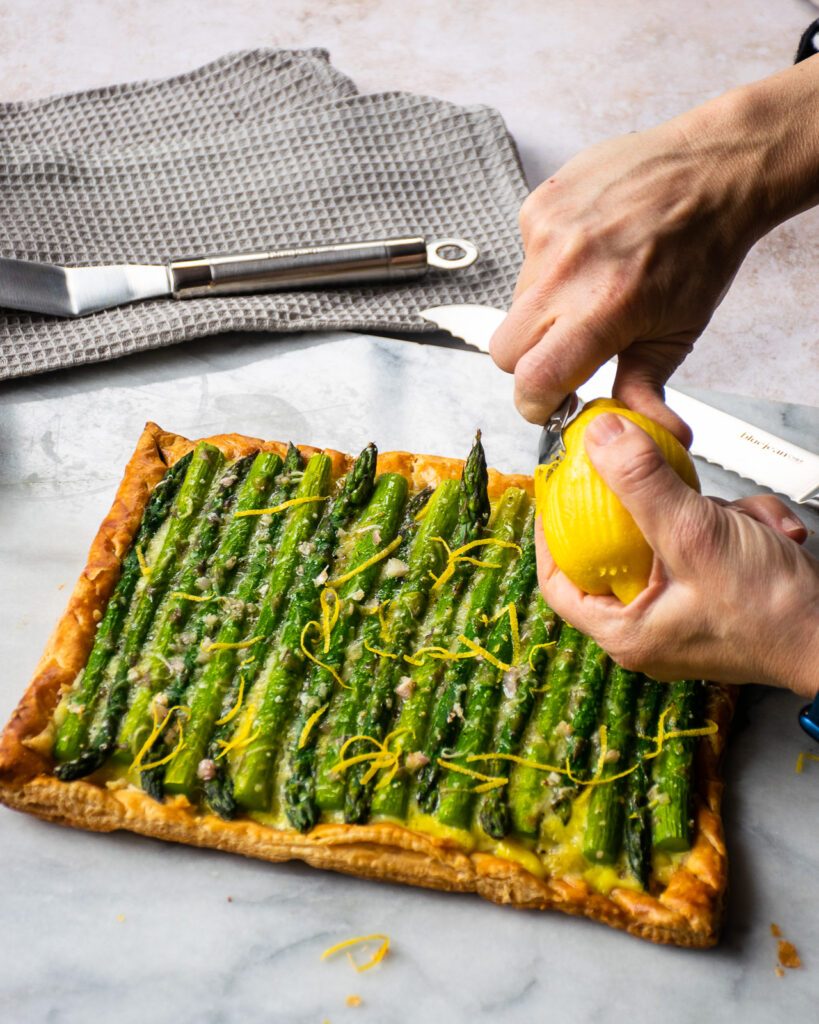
[795,751,819,774]
[771,923,802,974]
[226,895,233,902]
[116,914,125,923]
[346,995,362,1008]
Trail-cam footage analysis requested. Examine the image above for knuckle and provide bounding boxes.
[616,442,666,493]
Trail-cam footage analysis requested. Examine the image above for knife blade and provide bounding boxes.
[419,303,819,509]
[0,237,478,318]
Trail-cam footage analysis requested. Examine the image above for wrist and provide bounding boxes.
[765,580,819,699]
[688,60,819,241]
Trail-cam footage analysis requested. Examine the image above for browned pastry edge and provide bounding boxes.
[0,422,736,947]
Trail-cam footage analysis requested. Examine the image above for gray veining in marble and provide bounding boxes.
[1,331,817,1023]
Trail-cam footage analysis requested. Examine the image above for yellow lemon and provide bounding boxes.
[534,398,699,604]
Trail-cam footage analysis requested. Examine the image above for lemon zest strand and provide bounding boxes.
[170,590,213,603]
[528,640,557,671]
[436,757,509,791]
[456,634,511,672]
[430,536,523,590]
[402,645,477,667]
[320,588,341,653]
[300,621,348,689]
[321,934,390,973]
[215,675,245,726]
[364,640,398,660]
[298,703,330,749]
[796,752,805,775]
[131,704,189,772]
[135,544,151,578]
[327,534,404,588]
[234,495,328,518]
[203,636,262,653]
[215,704,260,760]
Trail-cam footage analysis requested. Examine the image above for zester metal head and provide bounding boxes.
[537,393,579,465]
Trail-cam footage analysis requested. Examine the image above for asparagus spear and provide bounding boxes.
[312,486,438,815]
[369,437,491,821]
[342,478,463,823]
[162,450,335,797]
[506,623,583,837]
[435,509,539,830]
[52,450,193,763]
[283,472,409,830]
[224,445,379,811]
[55,442,224,780]
[650,679,702,852]
[113,451,260,763]
[477,590,558,839]
[132,449,293,798]
[547,637,610,825]
[623,679,662,885]
[582,664,639,865]
[414,487,529,814]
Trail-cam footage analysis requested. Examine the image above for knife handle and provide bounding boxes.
[168,236,478,298]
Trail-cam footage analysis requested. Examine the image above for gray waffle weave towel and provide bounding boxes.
[0,49,527,380]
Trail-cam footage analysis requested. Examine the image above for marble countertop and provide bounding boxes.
[1,331,818,1023]
[1,0,818,404]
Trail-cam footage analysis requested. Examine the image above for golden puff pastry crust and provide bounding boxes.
[0,423,733,947]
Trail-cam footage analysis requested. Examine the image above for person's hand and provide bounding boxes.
[491,60,819,442]
[536,412,819,697]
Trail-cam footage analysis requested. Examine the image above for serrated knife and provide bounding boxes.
[0,236,478,317]
[420,303,819,510]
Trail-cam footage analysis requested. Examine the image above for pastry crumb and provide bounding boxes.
[226,896,233,903]
[770,923,782,938]
[775,967,784,978]
[778,940,802,970]
[116,914,125,923]
[346,995,362,1007]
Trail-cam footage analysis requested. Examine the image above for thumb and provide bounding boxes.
[584,413,704,564]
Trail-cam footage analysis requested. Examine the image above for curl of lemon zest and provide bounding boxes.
[320,934,390,973]
[330,729,408,783]
[413,500,430,522]
[300,621,349,689]
[135,544,151,578]
[320,587,341,653]
[430,537,522,591]
[215,704,260,759]
[327,535,403,588]
[131,704,189,772]
[808,753,819,763]
[203,636,262,653]
[170,590,213,603]
[238,655,256,668]
[436,757,509,792]
[402,645,477,667]
[234,495,328,518]
[796,752,805,774]
[528,640,557,671]
[298,703,330,749]
[364,640,398,660]
[456,634,511,672]
[215,675,245,726]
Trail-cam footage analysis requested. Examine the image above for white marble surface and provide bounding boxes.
[1,0,819,404]
[1,331,818,1023]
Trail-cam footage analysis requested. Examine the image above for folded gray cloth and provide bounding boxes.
[0,49,527,380]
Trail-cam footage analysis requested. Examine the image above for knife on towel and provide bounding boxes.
[0,236,478,317]
[419,303,819,511]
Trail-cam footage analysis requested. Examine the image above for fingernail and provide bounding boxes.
[586,413,625,446]
[781,515,806,537]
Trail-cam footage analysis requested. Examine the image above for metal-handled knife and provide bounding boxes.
[0,236,478,318]
[420,303,819,510]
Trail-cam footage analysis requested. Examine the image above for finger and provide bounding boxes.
[511,315,622,424]
[489,280,556,374]
[612,346,692,447]
[583,412,706,567]
[727,495,808,543]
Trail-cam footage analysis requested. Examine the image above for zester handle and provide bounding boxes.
[168,236,477,298]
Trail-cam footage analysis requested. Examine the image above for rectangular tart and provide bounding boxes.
[0,422,735,947]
